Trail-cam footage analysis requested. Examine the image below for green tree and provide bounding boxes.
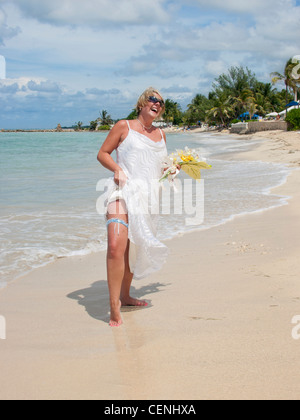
[287,58,300,102]
[274,89,293,111]
[89,120,97,131]
[127,109,138,120]
[212,66,257,98]
[231,89,256,119]
[186,94,213,125]
[164,99,182,125]
[271,58,300,112]
[209,66,259,121]
[74,121,83,131]
[285,109,300,130]
[99,110,113,126]
[252,82,277,115]
[206,92,233,126]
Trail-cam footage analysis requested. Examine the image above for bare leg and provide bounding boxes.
[120,241,148,307]
[106,200,129,327]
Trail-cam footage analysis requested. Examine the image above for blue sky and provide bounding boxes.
[0,0,300,129]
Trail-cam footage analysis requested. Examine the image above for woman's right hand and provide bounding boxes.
[114,169,127,188]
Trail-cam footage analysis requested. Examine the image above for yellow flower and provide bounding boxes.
[181,154,195,162]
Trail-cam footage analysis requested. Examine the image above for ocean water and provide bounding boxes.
[0,131,291,288]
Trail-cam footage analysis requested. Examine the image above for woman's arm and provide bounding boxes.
[97,120,128,186]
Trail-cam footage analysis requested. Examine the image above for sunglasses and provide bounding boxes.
[148,96,165,107]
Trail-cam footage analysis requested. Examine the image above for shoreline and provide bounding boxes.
[1,130,300,399]
[0,130,292,290]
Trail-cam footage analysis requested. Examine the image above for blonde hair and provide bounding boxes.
[136,87,165,118]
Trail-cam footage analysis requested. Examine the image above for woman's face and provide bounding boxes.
[141,94,164,119]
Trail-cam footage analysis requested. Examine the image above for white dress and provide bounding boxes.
[105,121,169,280]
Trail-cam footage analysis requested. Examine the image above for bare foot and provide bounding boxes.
[121,297,148,307]
[109,319,123,327]
[109,300,123,327]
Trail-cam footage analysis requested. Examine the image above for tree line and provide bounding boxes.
[73,110,113,131]
[71,58,299,131]
[160,59,299,127]
[128,59,299,128]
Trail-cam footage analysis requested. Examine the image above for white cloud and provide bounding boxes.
[161,85,193,105]
[0,6,20,44]
[205,60,228,77]
[189,0,297,15]
[3,0,169,26]
[255,8,300,45]
[27,80,62,93]
[0,76,42,90]
[0,0,300,128]
[119,3,300,79]
[0,76,137,128]
[1,1,156,91]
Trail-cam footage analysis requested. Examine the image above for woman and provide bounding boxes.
[97,87,170,327]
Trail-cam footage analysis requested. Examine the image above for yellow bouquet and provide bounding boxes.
[160,147,211,183]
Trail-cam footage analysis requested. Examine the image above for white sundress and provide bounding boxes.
[104,121,169,280]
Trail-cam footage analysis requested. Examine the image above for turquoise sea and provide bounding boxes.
[0,131,291,288]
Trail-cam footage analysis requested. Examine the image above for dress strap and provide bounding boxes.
[126,120,131,130]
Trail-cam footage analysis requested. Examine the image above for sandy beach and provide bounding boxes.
[0,130,300,400]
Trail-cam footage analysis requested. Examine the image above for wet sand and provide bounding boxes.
[0,130,300,400]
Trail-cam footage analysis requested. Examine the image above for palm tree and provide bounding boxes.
[288,58,300,102]
[89,120,97,131]
[99,110,113,126]
[231,88,256,119]
[254,92,273,115]
[212,66,257,98]
[74,121,83,131]
[186,94,213,124]
[206,93,233,126]
[164,99,182,125]
[253,82,277,115]
[271,58,300,114]
[248,102,258,120]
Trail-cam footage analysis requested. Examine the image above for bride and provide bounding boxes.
[98,87,172,327]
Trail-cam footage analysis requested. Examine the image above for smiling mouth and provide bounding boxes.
[151,107,159,114]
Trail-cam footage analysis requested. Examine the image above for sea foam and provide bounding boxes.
[0,131,291,286]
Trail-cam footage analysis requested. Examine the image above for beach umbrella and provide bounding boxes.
[279,105,299,116]
[239,112,261,120]
[266,112,279,117]
[239,112,249,120]
[285,101,299,108]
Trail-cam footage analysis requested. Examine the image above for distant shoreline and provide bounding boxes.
[0,126,212,134]
[1,129,74,133]
[0,129,108,133]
